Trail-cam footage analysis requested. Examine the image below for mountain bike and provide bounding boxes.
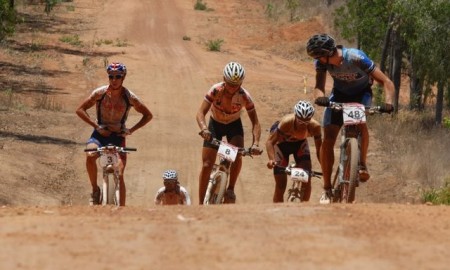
[84,144,136,206]
[203,138,262,205]
[318,102,390,203]
[276,163,322,202]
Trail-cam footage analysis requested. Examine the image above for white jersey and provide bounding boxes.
[154,186,191,205]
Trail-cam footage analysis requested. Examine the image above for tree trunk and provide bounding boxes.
[435,80,444,126]
[380,13,394,73]
[408,53,422,110]
[391,30,402,112]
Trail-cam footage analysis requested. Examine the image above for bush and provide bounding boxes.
[194,0,207,11]
[206,39,223,51]
[422,180,450,205]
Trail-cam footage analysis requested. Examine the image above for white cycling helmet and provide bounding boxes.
[294,101,315,119]
[163,170,178,183]
[223,62,245,85]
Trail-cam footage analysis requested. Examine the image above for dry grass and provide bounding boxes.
[371,110,450,191]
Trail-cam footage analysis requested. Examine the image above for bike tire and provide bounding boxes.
[341,138,359,203]
[204,171,227,205]
[102,174,120,206]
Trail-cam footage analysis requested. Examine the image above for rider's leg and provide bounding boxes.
[320,125,340,189]
[199,147,217,204]
[228,135,244,191]
[86,142,99,192]
[359,123,370,181]
[273,174,287,203]
[118,156,126,206]
[297,159,312,202]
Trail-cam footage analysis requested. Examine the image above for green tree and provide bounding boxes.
[334,0,450,125]
[0,0,16,41]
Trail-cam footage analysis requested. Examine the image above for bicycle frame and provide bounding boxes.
[326,102,384,203]
[277,164,322,202]
[85,144,136,206]
[203,139,254,205]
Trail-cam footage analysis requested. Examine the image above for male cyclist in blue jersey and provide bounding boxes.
[76,62,153,206]
[306,34,395,204]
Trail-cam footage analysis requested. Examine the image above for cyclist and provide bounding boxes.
[154,170,191,205]
[196,61,262,204]
[76,62,153,206]
[266,100,322,202]
[306,33,395,204]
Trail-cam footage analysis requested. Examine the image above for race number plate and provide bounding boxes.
[343,103,366,126]
[290,168,309,183]
[99,153,118,167]
[217,141,238,162]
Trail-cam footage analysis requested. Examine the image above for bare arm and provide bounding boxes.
[370,67,395,105]
[196,100,211,131]
[128,102,153,134]
[75,97,99,130]
[313,70,327,99]
[265,130,279,169]
[247,109,261,146]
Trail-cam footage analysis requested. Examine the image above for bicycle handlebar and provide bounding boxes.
[208,137,263,157]
[319,101,392,114]
[274,164,322,178]
[84,144,137,153]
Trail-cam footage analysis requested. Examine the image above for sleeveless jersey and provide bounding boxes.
[154,186,191,205]
[88,85,143,133]
[274,114,321,142]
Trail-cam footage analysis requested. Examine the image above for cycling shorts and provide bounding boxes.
[203,118,244,149]
[273,139,312,175]
[322,87,372,127]
[87,130,126,160]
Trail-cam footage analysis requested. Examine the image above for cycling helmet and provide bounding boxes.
[223,62,245,85]
[306,34,336,59]
[163,169,178,183]
[106,62,127,74]
[294,100,315,119]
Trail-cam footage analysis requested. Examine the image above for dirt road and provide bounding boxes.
[1,0,449,269]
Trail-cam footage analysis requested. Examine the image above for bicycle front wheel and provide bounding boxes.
[204,171,227,205]
[341,138,359,203]
[102,173,120,206]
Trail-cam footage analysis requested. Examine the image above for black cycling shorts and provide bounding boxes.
[203,118,244,149]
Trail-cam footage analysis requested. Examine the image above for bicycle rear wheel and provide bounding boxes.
[204,171,227,205]
[340,138,359,203]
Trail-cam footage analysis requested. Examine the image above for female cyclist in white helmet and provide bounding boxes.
[265,100,322,202]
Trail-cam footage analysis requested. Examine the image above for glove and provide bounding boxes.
[315,96,330,107]
[379,103,394,113]
[200,129,212,142]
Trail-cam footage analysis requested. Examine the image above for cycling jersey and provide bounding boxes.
[154,186,191,205]
[275,114,322,142]
[88,85,143,133]
[315,46,375,96]
[204,82,255,124]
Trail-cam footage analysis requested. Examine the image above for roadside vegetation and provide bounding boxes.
[1,0,449,204]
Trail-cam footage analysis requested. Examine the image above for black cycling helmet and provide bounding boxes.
[306,34,336,59]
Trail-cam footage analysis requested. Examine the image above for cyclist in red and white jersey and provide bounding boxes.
[196,61,262,204]
[76,62,153,206]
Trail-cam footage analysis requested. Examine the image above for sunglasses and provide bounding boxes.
[108,74,124,80]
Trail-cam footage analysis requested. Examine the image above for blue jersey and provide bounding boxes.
[315,46,375,96]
